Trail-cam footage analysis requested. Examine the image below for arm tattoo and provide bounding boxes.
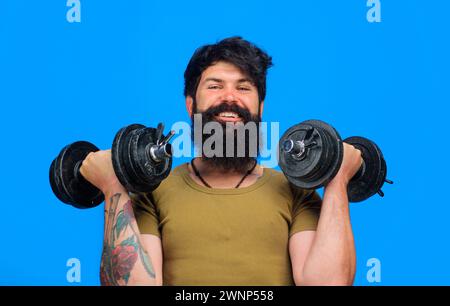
[100,193,155,285]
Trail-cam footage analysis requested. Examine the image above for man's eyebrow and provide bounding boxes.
[203,77,254,84]
[204,78,223,83]
[237,78,253,84]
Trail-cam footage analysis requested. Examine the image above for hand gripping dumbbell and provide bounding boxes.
[278,120,393,202]
[49,123,174,209]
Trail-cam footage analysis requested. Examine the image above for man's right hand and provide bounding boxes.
[79,149,125,197]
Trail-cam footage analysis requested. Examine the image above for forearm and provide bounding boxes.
[300,179,356,285]
[100,186,158,286]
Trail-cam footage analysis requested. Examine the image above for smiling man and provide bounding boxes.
[79,37,362,286]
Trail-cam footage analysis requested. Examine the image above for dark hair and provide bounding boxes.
[184,36,273,102]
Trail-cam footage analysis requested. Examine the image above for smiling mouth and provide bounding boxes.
[214,111,243,122]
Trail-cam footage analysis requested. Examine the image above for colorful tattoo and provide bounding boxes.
[100,193,155,285]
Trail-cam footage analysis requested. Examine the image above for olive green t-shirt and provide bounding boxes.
[131,163,322,286]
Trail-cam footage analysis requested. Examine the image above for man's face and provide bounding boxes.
[186,61,264,170]
[186,61,263,120]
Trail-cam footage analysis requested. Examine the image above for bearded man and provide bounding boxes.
[79,37,362,286]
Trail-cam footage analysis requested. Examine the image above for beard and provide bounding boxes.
[191,102,261,172]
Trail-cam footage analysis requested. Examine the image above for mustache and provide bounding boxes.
[197,103,254,123]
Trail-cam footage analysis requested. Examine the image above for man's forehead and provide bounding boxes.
[200,62,253,83]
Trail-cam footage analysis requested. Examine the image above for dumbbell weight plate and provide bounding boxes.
[112,124,150,193]
[49,158,73,205]
[49,141,104,208]
[344,136,387,202]
[131,127,172,189]
[279,120,344,189]
[112,124,173,194]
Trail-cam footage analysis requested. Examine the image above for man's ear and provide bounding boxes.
[186,96,194,118]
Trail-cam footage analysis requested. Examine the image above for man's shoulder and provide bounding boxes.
[154,163,188,189]
[263,167,289,184]
[170,163,189,176]
[129,163,188,205]
[262,167,310,198]
[263,167,283,176]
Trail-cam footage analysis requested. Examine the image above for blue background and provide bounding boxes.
[0,0,449,285]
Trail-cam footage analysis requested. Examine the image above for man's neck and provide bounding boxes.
[195,157,253,175]
[188,158,263,189]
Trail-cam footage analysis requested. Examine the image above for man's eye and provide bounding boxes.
[238,87,251,91]
[208,85,221,89]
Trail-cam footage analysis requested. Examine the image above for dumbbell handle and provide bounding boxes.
[147,143,173,162]
[146,130,175,162]
[282,139,316,157]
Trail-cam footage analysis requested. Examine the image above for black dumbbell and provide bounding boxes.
[49,141,104,209]
[49,123,174,208]
[111,123,174,194]
[278,120,393,202]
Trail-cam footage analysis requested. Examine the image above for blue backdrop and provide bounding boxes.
[1,0,449,285]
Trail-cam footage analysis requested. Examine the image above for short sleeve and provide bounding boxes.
[130,192,161,238]
[289,188,322,237]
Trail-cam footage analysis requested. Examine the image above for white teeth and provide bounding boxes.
[218,112,239,118]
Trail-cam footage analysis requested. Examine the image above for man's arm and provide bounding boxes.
[80,150,162,286]
[289,143,361,286]
[101,189,163,285]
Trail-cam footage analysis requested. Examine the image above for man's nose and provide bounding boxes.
[220,88,238,103]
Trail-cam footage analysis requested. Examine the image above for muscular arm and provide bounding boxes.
[289,143,361,286]
[100,188,163,286]
[79,149,162,285]
[289,180,356,285]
